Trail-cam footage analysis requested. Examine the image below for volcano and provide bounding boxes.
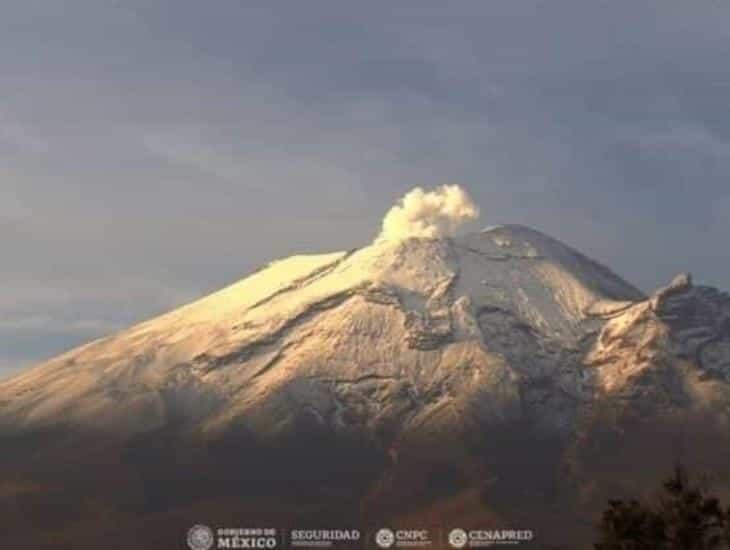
[2,220,730,549]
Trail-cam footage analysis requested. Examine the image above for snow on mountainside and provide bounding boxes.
[0,186,730,550]
[0,223,647,442]
[1,184,729,480]
[4,185,730,549]
[5,186,730,550]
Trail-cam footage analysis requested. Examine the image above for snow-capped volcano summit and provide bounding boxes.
[3,187,730,549]
[0,223,643,441]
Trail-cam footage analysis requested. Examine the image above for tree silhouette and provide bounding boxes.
[596,466,730,549]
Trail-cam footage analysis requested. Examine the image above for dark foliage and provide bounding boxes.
[596,466,730,549]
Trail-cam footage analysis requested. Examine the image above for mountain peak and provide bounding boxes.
[0,221,648,436]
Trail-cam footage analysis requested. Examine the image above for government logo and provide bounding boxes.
[187,524,215,550]
[375,528,395,548]
[448,529,468,549]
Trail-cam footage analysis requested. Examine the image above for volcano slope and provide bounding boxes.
[2,225,730,548]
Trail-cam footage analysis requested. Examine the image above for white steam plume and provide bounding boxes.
[377,185,480,242]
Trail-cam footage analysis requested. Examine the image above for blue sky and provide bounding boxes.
[2,0,730,373]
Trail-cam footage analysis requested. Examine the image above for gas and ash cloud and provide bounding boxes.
[377,185,480,242]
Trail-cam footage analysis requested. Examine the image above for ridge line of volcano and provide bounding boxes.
[246,249,359,312]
